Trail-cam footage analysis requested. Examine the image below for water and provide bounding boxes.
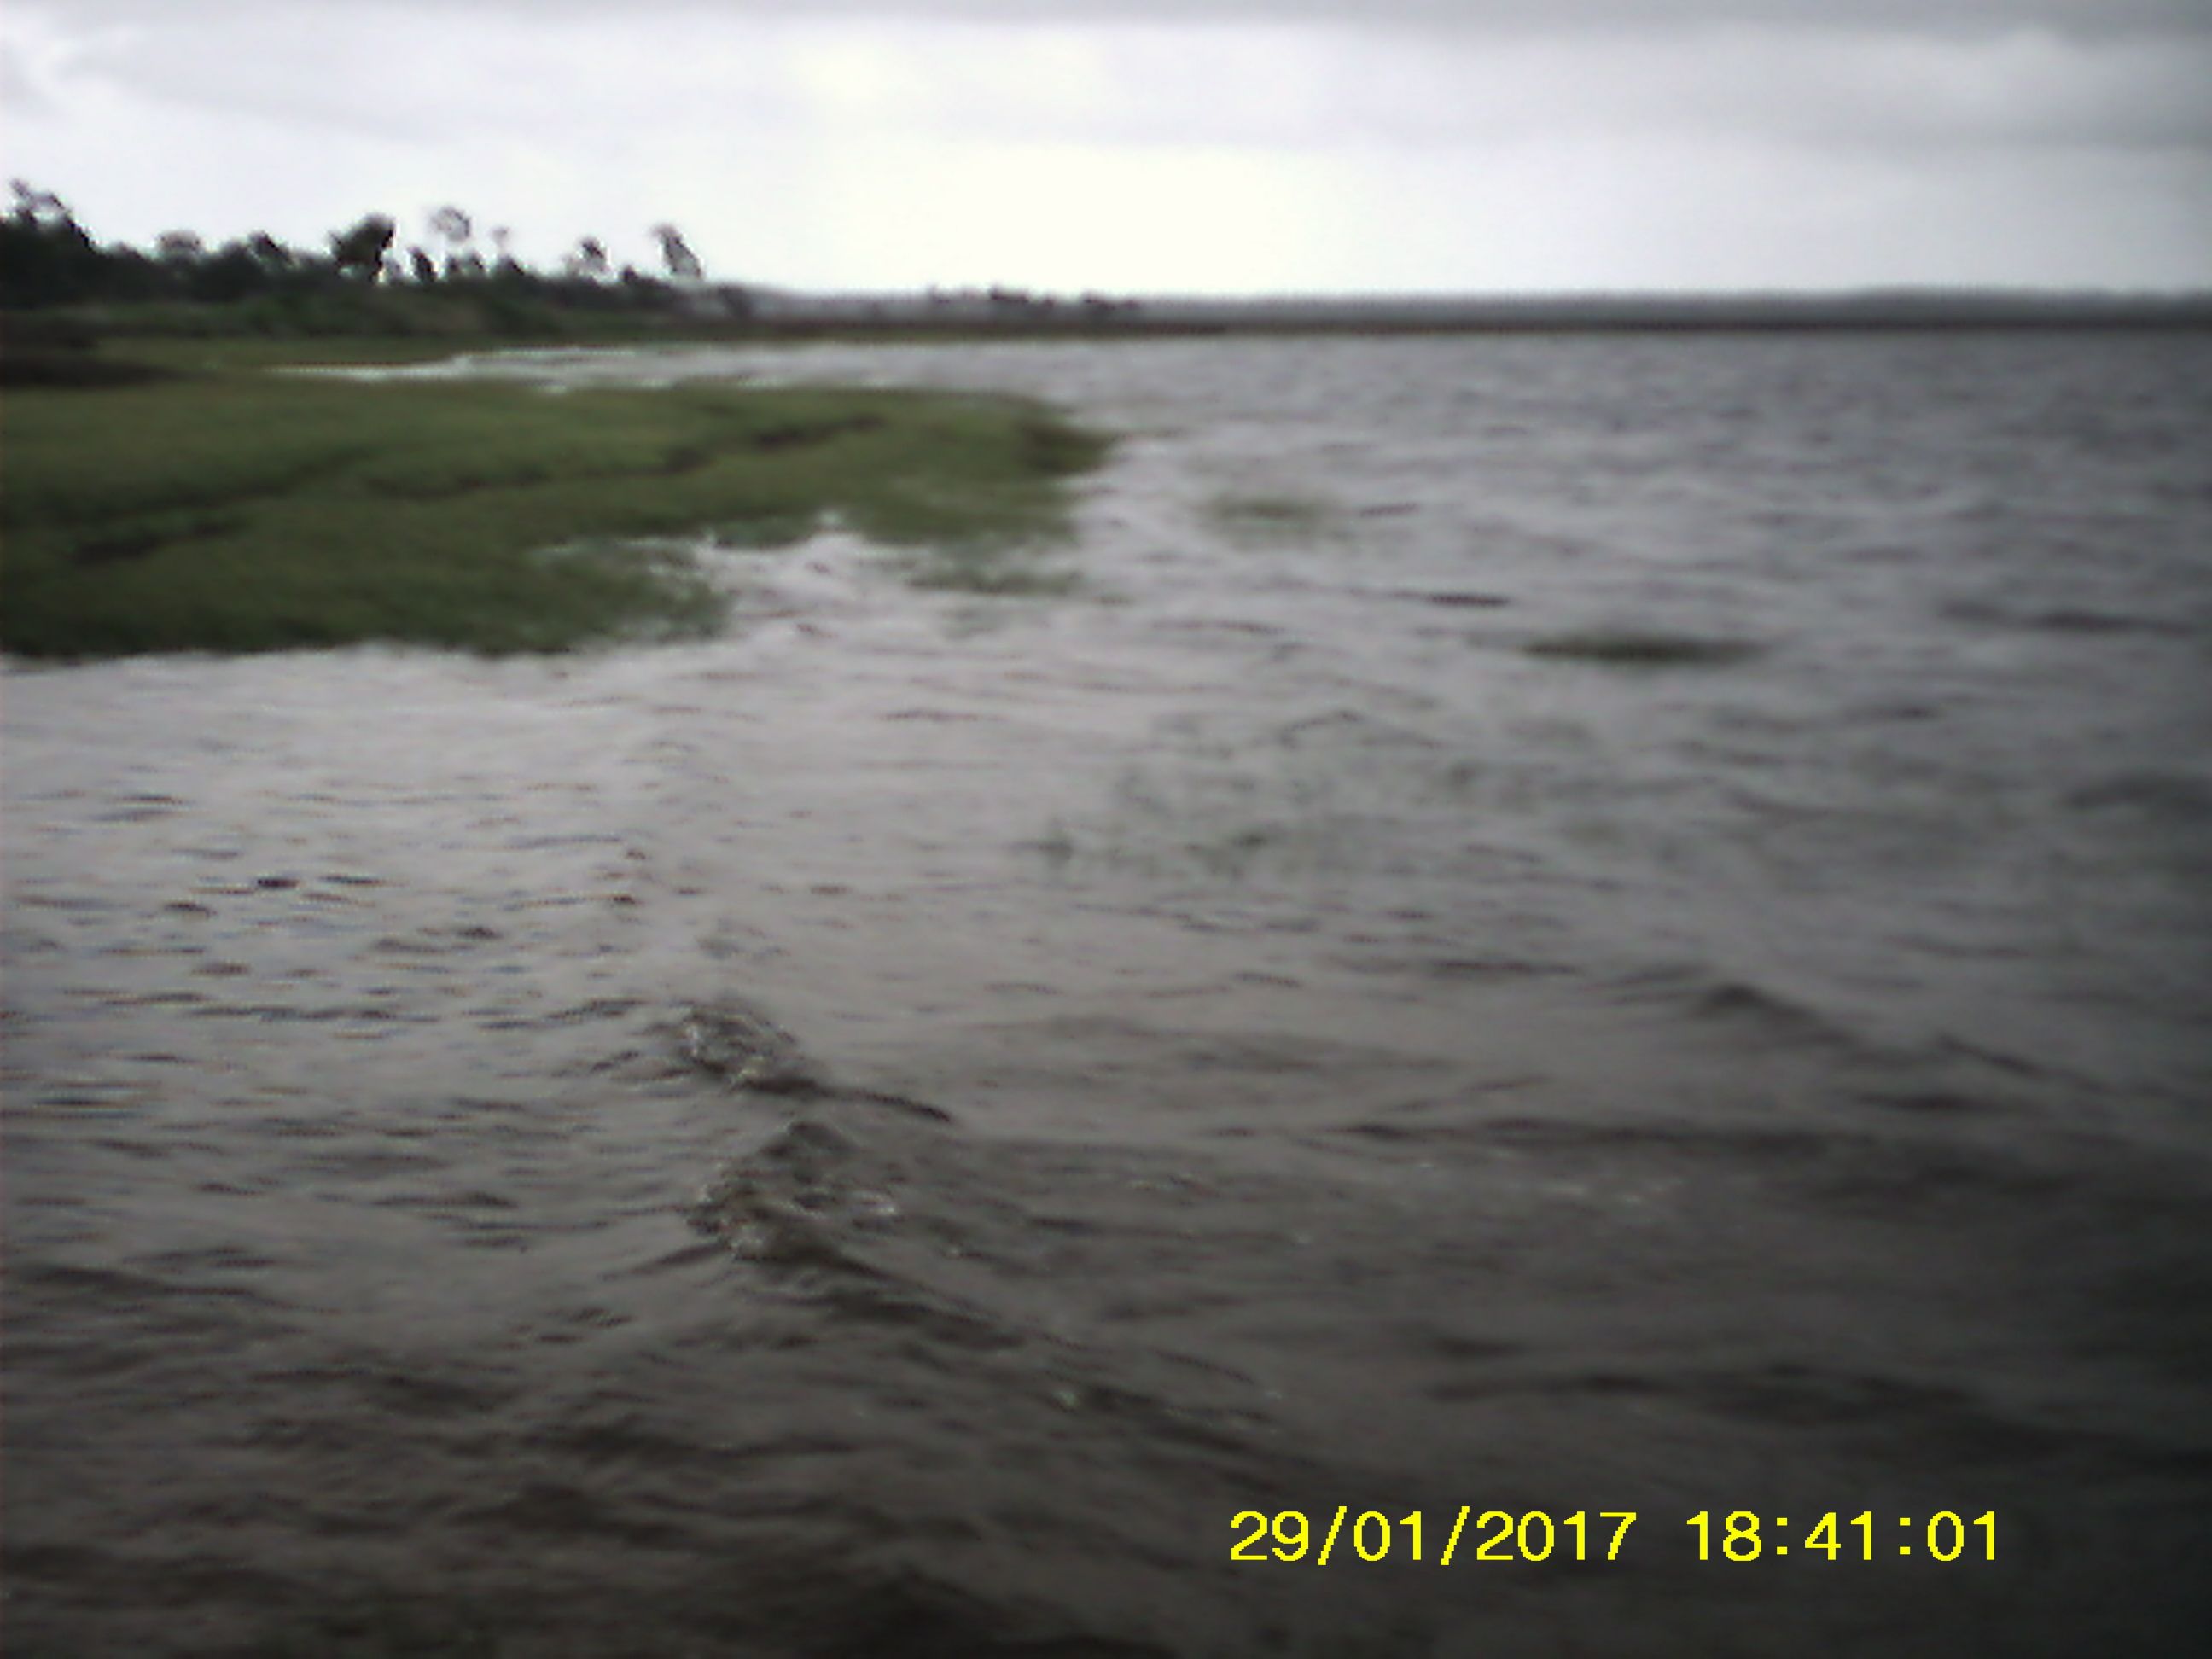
[5,330,2209,1656]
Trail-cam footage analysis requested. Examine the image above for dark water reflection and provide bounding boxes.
[6,332,2210,1654]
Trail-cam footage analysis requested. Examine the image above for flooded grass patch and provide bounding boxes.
[1,346,1109,658]
[894,542,1083,597]
[1203,490,1343,545]
[1523,630,1762,668]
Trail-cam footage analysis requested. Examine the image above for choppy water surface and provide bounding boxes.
[6,331,2209,1656]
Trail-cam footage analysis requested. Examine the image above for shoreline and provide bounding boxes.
[11,287,2210,364]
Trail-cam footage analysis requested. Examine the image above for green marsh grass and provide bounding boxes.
[2,346,1109,658]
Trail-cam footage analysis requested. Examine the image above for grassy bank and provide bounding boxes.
[2,341,1109,659]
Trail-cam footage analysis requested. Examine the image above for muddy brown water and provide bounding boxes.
[6,332,2209,1655]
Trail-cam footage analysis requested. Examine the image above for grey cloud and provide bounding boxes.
[902,27,2212,155]
[20,0,2208,160]
[23,0,2212,36]
[1,42,56,116]
[752,0,2212,36]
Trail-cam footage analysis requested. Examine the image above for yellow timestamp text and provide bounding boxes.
[1686,1511,1998,1562]
[1230,1508,1638,1566]
[1228,1509,1999,1565]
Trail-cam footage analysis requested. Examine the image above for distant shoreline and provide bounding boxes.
[12,288,2208,362]
[734,288,2212,337]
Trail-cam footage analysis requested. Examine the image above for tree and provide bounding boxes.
[2,180,108,306]
[428,205,475,278]
[565,236,610,282]
[489,224,527,282]
[329,213,396,280]
[184,238,283,302]
[650,222,702,282]
[9,179,74,229]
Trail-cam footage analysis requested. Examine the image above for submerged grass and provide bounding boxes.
[2,342,1109,658]
[1522,630,1761,668]
[1203,490,1343,546]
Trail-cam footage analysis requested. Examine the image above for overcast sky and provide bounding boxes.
[5,0,2208,295]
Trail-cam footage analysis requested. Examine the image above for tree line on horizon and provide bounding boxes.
[1,181,719,316]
